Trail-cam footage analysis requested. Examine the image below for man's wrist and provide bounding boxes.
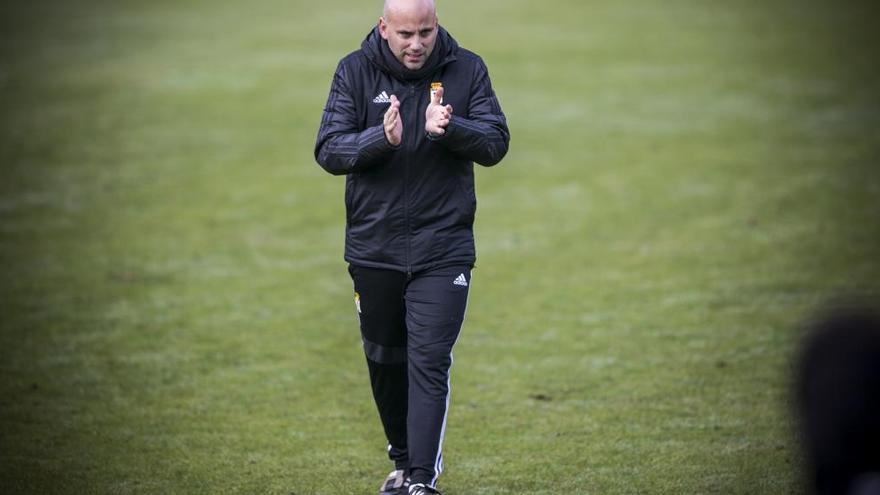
[384,129,401,148]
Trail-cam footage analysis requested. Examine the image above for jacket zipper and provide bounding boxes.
[404,83,417,279]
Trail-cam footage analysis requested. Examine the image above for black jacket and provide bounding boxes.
[315,27,509,274]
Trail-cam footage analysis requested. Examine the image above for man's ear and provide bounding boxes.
[378,17,389,40]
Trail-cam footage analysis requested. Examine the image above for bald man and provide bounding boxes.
[315,1,509,494]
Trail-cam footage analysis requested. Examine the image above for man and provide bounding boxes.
[314,0,509,493]
[796,306,880,495]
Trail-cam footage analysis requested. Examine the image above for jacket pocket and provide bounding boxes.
[344,174,357,218]
[456,174,477,223]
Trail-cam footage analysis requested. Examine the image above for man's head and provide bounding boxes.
[379,0,438,71]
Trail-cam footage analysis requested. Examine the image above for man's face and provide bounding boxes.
[378,4,438,70]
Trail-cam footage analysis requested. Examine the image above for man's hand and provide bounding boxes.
[384,95,402,146]
[425,87,453,136]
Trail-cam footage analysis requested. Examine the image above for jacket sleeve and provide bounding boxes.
[314,60,397,176]
[428,58,510,166]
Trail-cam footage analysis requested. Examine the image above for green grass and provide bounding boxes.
[2,0,878,493]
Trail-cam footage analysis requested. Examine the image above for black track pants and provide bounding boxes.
[349,264,471,487]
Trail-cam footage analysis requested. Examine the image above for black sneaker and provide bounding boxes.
[408,483,441,495]
[379,469,409,495]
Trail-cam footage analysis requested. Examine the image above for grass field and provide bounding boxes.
[1,0,879,493]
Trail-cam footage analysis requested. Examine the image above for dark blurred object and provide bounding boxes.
[796,305,880,495]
